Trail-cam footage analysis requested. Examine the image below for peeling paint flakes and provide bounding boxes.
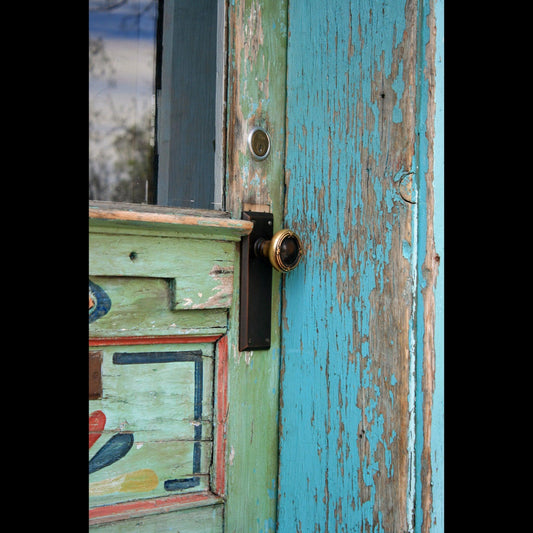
[245,351,253,366]
[278,0,439,532]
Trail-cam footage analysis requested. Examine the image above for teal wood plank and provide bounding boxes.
[413,0,445,530]
[279,1,443,531]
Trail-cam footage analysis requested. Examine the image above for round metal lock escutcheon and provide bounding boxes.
[248,127,271,160]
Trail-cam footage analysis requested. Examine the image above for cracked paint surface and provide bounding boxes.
[279,0,442,531]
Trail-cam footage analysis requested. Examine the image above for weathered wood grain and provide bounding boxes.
[89,233,237,311]
[279,0,443,531]
[89,201,253,241]
[88,276,227,338]
[223,0,288,531]
[90,498,224,532]
[413,1,444,530]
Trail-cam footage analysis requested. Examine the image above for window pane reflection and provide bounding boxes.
[89,0,158,204]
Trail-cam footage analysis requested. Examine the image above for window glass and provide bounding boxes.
[89,0,220,209]
[89,0,158,204]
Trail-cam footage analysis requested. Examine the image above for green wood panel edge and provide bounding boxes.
[89,492,224,528]
[222,0,289,531]
[90,201,253,241]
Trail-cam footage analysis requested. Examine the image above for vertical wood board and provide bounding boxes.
[223,0,288,531]
[279,0,443,531]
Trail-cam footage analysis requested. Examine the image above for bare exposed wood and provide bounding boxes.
[223,1,288,531]
[89,200,253,239]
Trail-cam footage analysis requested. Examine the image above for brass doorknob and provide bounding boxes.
[254,229,303,272]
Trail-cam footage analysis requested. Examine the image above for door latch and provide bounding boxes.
[239,211,303,351]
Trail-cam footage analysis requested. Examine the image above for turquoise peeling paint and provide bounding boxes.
[280,0,411,530]
[392,62,405,124]
[413,0,444,530]
[279,0,443,531]
[431,0,444,529]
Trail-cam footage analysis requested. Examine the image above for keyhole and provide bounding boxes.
[248,127,271,160]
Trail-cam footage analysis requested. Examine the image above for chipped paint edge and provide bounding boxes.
[413,0,444,531]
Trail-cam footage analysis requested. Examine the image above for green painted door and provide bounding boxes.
[89,1,287,531]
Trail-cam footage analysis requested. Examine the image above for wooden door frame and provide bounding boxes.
[222,0,289,530]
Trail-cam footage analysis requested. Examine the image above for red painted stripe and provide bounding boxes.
[89,492,222,524]
[89,410,106,449]
[214,335,228,496]
[89,335,222,347]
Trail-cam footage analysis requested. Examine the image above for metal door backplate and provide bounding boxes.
[239,211,273,351]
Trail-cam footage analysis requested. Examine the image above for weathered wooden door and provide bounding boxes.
[89,0,443,531]
[277,1,444,532]
[89,0,287,531]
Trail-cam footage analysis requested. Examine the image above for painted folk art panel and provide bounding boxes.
[88,259,225,510]
[89,342,214,507]
[87,210,247,528]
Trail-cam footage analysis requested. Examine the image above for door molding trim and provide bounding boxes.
[89,335,223,347]
[89,201,253,241]
[88,491,223,526]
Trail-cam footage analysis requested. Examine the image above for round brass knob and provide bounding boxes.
[254,229,303,272]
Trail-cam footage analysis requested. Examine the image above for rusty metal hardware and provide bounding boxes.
[89,351,103,400]
[239,211,303,351]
